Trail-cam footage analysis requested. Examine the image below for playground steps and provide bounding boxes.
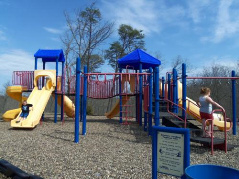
[161,116,235,151]
[152,100,168,113]
[162,116,203,137]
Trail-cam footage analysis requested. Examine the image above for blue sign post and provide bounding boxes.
[152,126,190,179]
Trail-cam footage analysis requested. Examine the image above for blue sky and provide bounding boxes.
[0,0,239,92]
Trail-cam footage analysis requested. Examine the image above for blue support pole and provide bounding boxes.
[74,57,81,143]
[152,128,158,179]
[34,57,37,70]
[232,70,237,135]
[54,58,59,123]
[162,77,165,99]
[82,65,87,135]
[168,73,171,101]
[43,61,45,70]
[61,61,65,121]
[182,63,187,120]
[154,66,160,126]
[172,68,178,113]
[139,63,143,126]
[148,67,153,135]
[119,67,123,123]
[153,68,155,94]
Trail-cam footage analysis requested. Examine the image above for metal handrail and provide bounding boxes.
[163,98,187,128]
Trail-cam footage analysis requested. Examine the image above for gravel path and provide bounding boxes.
[0,114,239,179]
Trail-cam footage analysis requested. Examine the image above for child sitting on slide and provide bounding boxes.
[16,100,33,123]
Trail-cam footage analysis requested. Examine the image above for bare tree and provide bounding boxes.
[1,81,10,96]
[61,31,75,94]
[64,3,114,72]
[171,55,193,74]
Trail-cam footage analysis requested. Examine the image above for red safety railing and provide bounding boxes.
[205,109,232,155]
[163,98,187,128]
[12,71,34,90]
[84,72,150,99]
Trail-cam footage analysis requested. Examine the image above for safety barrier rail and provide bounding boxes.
[12,71,34,90]
[163,98,187,128]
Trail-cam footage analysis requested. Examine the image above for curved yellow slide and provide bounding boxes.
[105,75,135,119]
[2,86,27,121]
[55,94,75,118]
[105,96,130,119]
[173,81,230,130]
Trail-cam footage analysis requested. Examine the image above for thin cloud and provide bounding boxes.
[43,27,62,34]
[101,0,187,35]
[188,0,210,24]
[213,0,239,43]
[101,0,160,34]
[0,49,34,73]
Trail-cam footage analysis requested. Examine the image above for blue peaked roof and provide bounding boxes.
[34,49,65,62]
[118,49,161,69]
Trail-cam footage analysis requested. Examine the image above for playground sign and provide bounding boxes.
[152,126,190,179]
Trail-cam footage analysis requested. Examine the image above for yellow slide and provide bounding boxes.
[105,74,136,119]
[175,81,230,130]
[3,70,75,125]
[55,95,75,118]
[11,70,56,128]
[2,86,27,121]
[105,96,130,119]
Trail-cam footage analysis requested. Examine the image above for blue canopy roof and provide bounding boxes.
[34,49,65,62]
[118,49,161,69]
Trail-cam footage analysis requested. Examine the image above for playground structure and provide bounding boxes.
[1,48,238,155]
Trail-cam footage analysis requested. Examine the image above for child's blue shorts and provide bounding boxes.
[20,112,29,118]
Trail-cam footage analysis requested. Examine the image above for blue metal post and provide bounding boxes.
[74,57,81,143]
[162,77,165,99]
[168,73,171,101]
[82,65,87,135]
[54,58,59,123]
[61,61,65,121]
[152,128,158,179]
[153,68,155,94]
[232,70,237,135]
[148,67,153,135]
[119,67,123,123]
[182,63,187,120]
[139,63,143,126]
[172,68,178,113]
[34,57,37,70]
[154,66,160,126]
